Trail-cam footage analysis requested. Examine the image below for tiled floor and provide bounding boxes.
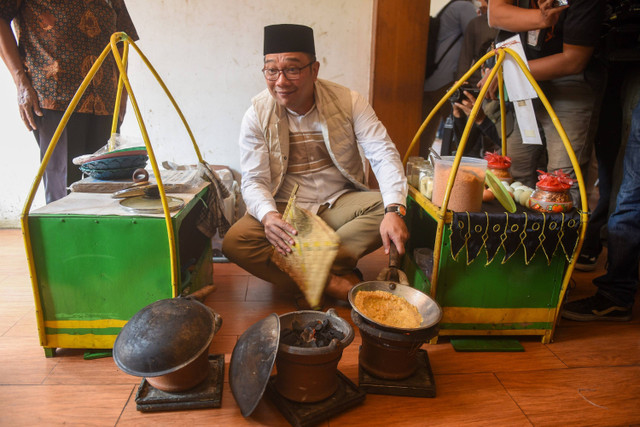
[1,228,639,426]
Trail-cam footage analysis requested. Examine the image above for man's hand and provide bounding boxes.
[1,18,42,130]
[380,210,409,256]
[17,78,42,131]
[262,211,298,255]
[454,90,486,124]
[477,67,500,100]
[539,0,568,28]
[489,0,567,31]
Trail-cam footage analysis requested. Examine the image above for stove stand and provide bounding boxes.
[358,348,436,398]
[135,354,224,412]
[265,370,365,427]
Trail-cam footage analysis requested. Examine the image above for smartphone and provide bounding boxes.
[553,0,569,6]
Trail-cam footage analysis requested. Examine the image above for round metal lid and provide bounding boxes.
[229,313,280,417]
[119,195,184,214]
[113,298,215,377]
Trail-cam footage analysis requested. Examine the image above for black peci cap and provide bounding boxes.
[264,24,315,55]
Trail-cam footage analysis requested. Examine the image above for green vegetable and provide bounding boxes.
[485,170,517,213]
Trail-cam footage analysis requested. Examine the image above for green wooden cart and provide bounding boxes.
[26,189,212,356]
[21,32,213,356]
[401,47,589,344]
[404,187,579,343]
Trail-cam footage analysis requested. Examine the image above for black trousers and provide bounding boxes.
[33,109,115,203]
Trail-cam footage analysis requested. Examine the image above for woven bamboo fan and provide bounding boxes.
[271,184,340,308]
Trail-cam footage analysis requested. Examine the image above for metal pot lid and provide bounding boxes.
[229,313,280,417]
[119,195,184,214]
[348,280,443,333]
[113,298,215,377]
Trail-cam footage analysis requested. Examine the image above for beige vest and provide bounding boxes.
[251,79,369,196]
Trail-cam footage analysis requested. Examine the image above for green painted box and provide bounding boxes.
[405,188,570,343]
[26,188,211,356]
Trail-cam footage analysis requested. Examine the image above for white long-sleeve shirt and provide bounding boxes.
[239,89,407,222]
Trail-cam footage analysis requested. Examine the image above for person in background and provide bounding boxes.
[573,0,640,271]
[486,0,605,204]
[0,1,138,203]
[450,0,501,158]
[451,88,501,157]
[456,0,499,87]
[563,95,640,321]
[421,0,477,157]
[574,66,625,272]
[222,24,408,302]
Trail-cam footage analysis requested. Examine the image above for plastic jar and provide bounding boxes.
[487,165,513,184]
[418,163,434,199]
[409,158,427,188]
[431,156,487,212]
[528,184,573,213]
[485,153,513,184]
[405,156,423,182]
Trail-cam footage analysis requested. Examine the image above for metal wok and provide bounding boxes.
[348,280,442,334]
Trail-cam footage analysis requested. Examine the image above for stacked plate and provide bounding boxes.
[78,148,148,180]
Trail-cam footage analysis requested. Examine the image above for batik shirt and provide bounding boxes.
[1,0,139,115]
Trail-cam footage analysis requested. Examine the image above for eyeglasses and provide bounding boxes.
[262,62,314,81]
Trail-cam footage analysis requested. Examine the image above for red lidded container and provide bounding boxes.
[484,152,513,184]
[528,170,574,213]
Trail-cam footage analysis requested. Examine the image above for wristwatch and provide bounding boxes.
[384,204,406,218]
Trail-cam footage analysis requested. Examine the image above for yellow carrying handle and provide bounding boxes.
[21,32,204,347]
[110,41,129,140]
[405,47,588,342]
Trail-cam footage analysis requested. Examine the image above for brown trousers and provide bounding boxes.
[222,191,384,287]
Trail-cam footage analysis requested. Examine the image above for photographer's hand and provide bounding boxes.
[454,91,486,125]
[452,102,463,118]
[478,67,499,100]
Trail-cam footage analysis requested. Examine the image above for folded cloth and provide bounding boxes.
[522,212,543,265]
[450,209,581,265]
[466,212,489,264]
[540,214,564,263]
[196,162,231,239]
[485,212,508,264]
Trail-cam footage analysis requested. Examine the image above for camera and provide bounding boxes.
[448,86,481,104]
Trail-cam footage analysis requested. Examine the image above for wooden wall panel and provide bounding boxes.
[371,0,430,165]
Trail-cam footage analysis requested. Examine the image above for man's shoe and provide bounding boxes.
[324,272,361,301]
[562,294,632,322]
[574,253,598,272]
